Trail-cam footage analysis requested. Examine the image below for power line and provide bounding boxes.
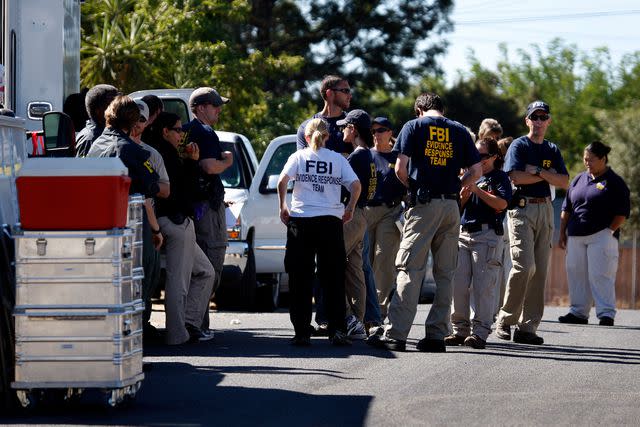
[456,10,640,25]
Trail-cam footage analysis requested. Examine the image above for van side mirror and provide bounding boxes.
[42,111,76,157]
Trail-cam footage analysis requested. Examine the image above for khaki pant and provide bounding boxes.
[385,199,460,341]
[343,207,368,321]
[451,227,504,341]
[365,204,402,319]
[566,229,618,319]
[497,201,553,333]
[159,217,215,345]
[194,201,227,330]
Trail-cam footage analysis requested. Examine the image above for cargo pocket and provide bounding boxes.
[486,240,502,268]
[395,239,415,271]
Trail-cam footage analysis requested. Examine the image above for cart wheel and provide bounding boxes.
[102,389,123,408]
[16,390,38,409]
[62,388,83,404]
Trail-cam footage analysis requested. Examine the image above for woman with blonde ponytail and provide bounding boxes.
[307,119,327,151]
[278,118,361,347]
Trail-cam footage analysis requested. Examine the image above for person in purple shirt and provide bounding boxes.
[558,141,630,327]
[495,101,569,346]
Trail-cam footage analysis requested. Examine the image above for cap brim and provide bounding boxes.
[527,108,548,117]
[336,119,348,126]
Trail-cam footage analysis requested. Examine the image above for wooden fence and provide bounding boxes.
[545,242,639,309]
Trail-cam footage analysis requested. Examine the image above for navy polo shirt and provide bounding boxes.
[345,147,377,207]
[296,112,352,155]
[183,118,225,206]
[504,136,568,198]
[370,150,406,204]
[392,116,480,195]
[461,169,512,227]
[562,168,630,237]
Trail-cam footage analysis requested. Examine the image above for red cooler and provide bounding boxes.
[16,158,131,230]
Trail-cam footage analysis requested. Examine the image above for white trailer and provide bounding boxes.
[1,0,80,131]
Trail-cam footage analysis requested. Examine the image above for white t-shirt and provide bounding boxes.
[280,147,358,219]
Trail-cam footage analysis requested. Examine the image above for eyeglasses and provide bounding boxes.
[371,127,390,134]
[529,114,549,122]
[332,88,351,94]
[170,127,184,133]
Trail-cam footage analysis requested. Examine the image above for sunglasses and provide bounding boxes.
[339,123,354,131]
[479,153,494,160]
[371,127,390,134]
[138,117,147,123]
[332,88,351,94]
[529,114,549,122]
[170,127,184,133]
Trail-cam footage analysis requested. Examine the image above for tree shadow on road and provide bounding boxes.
[0,361,373,426]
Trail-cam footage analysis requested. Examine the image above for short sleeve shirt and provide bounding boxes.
[503,136,568,198]
[346,147,377,207]
[461,169,513,226]
[296,112,352,155]
[141,142,170,185]
[370,150,407,204]
[183,118,225,206]
[562,168,630,237]
[392,116,480,195]
[280,147,358,219]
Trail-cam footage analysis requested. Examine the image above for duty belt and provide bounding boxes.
[368,199,402,208]
[526,197,550,204]
[461,223,493,233]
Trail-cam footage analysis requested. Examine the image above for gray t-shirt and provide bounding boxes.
[141,141,170,185]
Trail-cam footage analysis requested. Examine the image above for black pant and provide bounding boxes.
[284,216,347,338]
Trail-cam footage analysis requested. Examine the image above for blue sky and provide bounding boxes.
[439,0,640,84]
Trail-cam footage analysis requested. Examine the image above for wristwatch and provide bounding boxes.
[534,166,542,176]
[151,227,161,235]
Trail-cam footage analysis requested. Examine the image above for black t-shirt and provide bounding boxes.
[370,150,406,204]
[296,112,352,155]
[183,118,225,207]
[345,147,377,207]
[393,116,480,195]
[154,138,200,222]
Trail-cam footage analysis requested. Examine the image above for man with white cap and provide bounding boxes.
[495,100,569,345]
[183,87,233,335]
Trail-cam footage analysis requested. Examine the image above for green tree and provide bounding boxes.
[81,0,306,156]
[240,0,454,100]
[601,107,640,232]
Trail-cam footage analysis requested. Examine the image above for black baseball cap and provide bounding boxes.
[372,117,392,129]
[336,109,371,129]
[526,100,550,118]
[189,87,230,108]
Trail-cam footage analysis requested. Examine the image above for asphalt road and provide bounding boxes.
[2,304,640,426]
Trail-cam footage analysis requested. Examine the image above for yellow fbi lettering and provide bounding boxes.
[424,126,453,166]
[542,159,551,168]
[143,160,155,174]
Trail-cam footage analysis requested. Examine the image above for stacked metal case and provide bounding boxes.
[11,195,145,407]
